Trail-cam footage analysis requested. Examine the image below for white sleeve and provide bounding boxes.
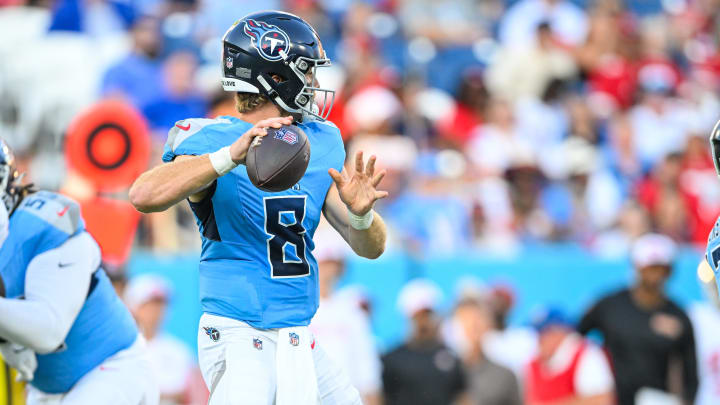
[0,202,8,248]
[0,232,99,354]
[574,344,615,397]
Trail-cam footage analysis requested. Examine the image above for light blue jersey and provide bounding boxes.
[0,191,138,394]
[707,216,720,293]
[162,116,345,329]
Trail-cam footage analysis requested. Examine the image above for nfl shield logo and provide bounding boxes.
[289,332,300,346]
[225,56,233,69]
[274,128,298,145]
[253,338,263,350]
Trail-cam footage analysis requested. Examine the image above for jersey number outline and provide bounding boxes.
[711,245,720,273]
[264,196,310,278]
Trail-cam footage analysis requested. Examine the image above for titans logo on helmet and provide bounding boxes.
[244,18,291,62]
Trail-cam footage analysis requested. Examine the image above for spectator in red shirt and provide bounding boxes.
[525,308,615,405]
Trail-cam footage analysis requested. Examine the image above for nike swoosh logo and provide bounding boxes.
[58,262,74,268]
[57,206,69,217]
[175,122,191,131]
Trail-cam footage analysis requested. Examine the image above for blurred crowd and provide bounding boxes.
[2,0,720,258]
[105,229,720,405]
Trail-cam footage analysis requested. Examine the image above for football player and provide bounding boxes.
[0,139,158,405]
[129,11,388,405]
[707,120,720,294]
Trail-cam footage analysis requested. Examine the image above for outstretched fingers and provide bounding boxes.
[355,151,364,175]
[371,170,386,187]
[365,155,376,177]
[328,168,344,186]
[374,190,389,200]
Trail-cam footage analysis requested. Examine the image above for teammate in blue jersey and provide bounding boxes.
[129,11,388,405]
[0,139,158,405]
[707,120,720,293]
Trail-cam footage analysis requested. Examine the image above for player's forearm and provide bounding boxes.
[0,298,65,353]
[348,212,387,259]
[129,155,219,213]
[0,233,97,353]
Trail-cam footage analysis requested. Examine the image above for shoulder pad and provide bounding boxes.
[16,191,83,236]
[302,119,339,133]
[167,117,233,153]
[316,119,339,130]
[301,119,342,140]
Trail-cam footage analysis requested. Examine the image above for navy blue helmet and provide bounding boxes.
[0,139,22,214]
[221,11,334,122]
[711,119,720,177]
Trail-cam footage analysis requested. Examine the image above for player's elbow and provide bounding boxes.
[129,181,162,213]
[25,327,65,354]
[31,338,62,355]
[370,244,386,259]
[360,243,385,260]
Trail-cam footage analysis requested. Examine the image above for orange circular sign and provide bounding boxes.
[65,100,150,192]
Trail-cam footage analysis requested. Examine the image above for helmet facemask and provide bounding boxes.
[257,52,335,122]
[711,119,720,178]
[0,159,20,216]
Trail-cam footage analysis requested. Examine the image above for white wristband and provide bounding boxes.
[208,146,237,176]
[349,209,374,230]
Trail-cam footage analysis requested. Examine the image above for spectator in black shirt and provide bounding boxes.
[578,233,698,405]
[382,279,467,405]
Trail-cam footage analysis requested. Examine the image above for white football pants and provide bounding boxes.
[198,313,362,405]
[27,335,159,405]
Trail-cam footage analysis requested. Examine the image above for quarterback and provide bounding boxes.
[0,139,158,404]
[130,11,387,405]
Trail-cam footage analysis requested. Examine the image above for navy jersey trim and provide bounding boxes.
[188,181,221,242]
[86,269,101,299]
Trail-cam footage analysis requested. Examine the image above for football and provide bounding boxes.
[245,124,311,192]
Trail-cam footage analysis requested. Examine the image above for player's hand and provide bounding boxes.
[0,342,36,382]
[329,151,388,216]
[229,116,293,165]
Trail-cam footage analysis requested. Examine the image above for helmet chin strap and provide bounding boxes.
[256,50,333,123]
[257,74,305,122]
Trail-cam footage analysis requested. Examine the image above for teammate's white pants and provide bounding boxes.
[27,335,159,405]
[198,313,362,405]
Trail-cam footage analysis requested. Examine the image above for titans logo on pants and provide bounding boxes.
[204,327,220,342]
